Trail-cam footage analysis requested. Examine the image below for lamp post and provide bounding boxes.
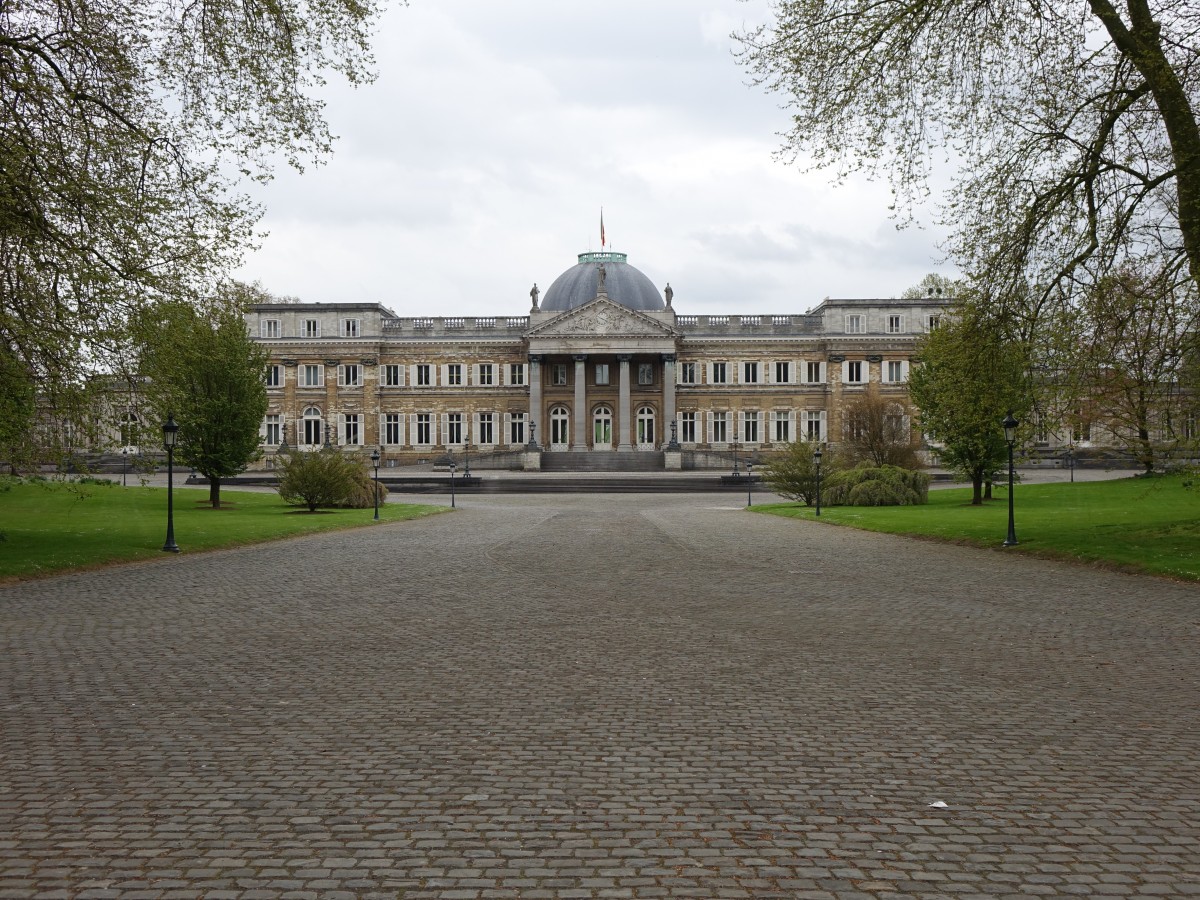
[370,447,381,520]
[1003,411,1019,546]
[449,461,457,509]
[121,447,128,487]
[746,462,754,507]
[161,415,180,553]
[1066,443,1075,483]
[813,445,822,517]
[463,440,472,479]
[731,436,740,477]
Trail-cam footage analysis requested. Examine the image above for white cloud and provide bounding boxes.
[235,0,956,316]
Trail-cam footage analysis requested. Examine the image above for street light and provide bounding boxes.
[746,462,754,507]
[731,436,740,477]
[463,440,472,479]
[1002,411,1019,546]
[449,461,457,509]
[121,446,128,487]
[161,415,180,553]
[1066,443,1075,483]
[813,445,822,517]
[370,447,381,520]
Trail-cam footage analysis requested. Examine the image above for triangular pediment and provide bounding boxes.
[526,297,677,338]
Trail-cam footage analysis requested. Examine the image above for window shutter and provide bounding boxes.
[409,413,418,446]
[788,410,796,442]
[706,362,713,385]
[440,413,449,446]
[336,414,345,446]
[706,411,714,444]
[676,411,683,443]
[407,365,416,387]
[472,413,481,444]
[503,412,512,444]
[819,410,827,442]
[902,360,910,382]
[337,365,346,387]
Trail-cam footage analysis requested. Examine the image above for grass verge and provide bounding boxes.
[755,474,1200,581]
[0,479,443,582]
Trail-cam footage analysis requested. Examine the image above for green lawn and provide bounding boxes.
[756,475,1200,581]
[0,479,443,582]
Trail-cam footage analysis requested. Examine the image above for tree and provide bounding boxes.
[764,441,840,505]
[1071,266,1199,473]
[277,448,378,512]
[907,305,1034,504]
[840,386,922,468]
[135,285,269,507]
[0,345,36,473]
[736,3,1200,315]
[0,0,383,389]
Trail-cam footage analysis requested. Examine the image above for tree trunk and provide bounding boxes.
[971,472,984,505]
[209,478,221,508]
[983,479,993,501]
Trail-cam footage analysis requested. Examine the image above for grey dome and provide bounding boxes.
[541,252,664,313]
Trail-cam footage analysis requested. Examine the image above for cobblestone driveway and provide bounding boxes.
[2,493,1198,899]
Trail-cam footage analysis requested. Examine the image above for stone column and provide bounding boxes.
[572,355,588,450]
[617,354,633,451]
[662,354,676,449]
[528,355,543,448]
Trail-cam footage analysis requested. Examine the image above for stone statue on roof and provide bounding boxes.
[530,283,539,310]
[597,263,607,293]
[664,283,673,307]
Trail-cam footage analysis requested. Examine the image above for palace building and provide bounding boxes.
[246,250,953,469]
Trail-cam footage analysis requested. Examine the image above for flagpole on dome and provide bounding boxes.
[600,207,606,250]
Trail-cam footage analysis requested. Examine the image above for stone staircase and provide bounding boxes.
[539,451,665,472]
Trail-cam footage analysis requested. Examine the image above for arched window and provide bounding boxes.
[592,405,612,448]
[550,405,570,449]
[302,406,324,446]
[636,406,656,448]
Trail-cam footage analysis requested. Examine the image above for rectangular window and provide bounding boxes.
[303,319,320,338]
[680,412,696,443]
[478,413,495,445]
[478,364,494,386]
[846,314,864,334]
[552,364,568,385]
[509,363,526,385]
[446,364,463,386]
[743,362,759,384]
[638,363,654,385]
[265,415,281,445]
[509,412,526,444]
[341,318,360,338]
[806,361,823,383]
[416,364,432,386]
[343,414,360,446]
[338,363,362,387]
[385,413,401,445]
[300,364,323,387]
[595,363,610,385]
[846,361,864,383]
[711,362,728,384]
[886,360,905,383]
[887,314,903,334]
[774,413,790,443]
[743,411,760,443]
[678,362,696,384]
[446,413,463,444]
[927,315,941,331]
[266,365,281,388]
[774,361,790,384]
[416,413,432,445]
[712,412,728,443]
[383,364,402,387]
[805,411,823,441]
[261,319,280,339]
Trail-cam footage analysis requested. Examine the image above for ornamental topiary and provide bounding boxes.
[823,463,930,506]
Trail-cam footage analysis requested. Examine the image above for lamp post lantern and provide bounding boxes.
[813,445,823,517]
[449,461,457,509]
[1003,412,1019,546]
[370,447,381,520]
[121,447,128,487]
[161,415,180,553]
[746,462,754,507]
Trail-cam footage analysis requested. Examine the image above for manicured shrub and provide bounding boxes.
[336,464,389,509]
[277,450,377,512]
[824,463,930,506]
[764,442,842,505]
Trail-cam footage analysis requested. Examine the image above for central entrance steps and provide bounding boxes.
[540,450,665,472]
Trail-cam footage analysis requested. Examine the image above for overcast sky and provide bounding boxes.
[234,0,954,317]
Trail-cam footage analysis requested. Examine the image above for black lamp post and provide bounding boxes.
[161,415,180,553]
[731,436,740,477]
[746,462,754,507]
[121,447,128,487]
[463,440,472,479]
[527,421,538,450]
[1003,411,1019,546]
[813,445,822,517]
[1066,443,1075,483]
[370,447,381,520]
[449,461,457,509]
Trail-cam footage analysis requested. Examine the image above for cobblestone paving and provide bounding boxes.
[2,492,1199,899]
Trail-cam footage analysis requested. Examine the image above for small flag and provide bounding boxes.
[600,208,606,248]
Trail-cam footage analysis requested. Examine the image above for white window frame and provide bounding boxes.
[710,362,728,385]
[261,319,281,339]
[678,362,697,384]
[266,365,281,388]
[478,412,495,445]
[742,362,759,385]
[264,414,281,445]
[595,363,610,386]
[743,410,760,444]
[509,412,526,445]
[477,363,494,386]
[302,319,320,339]
[638,363,654,386]
[338,363,362,387]
[342,413,361,446]
[774,361,791,384]
[300,364,324,388]
[382,364,403,387]
[446,364,463,387]
[340,318,360,338]
[805,361,824,384]
[680,411,696,443]
[887,314,904,334]
[844,360,865,384]
[508,363,526,386]
[415,413,433,445]
[416,364,432,387]
[711,411,728,444]
[884,360,908,383]
[846,314,865,334]
[384,413,402,446]
[446,412,463,445]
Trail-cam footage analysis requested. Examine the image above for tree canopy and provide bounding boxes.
[737,2,1200,312]
[0,0,384,386]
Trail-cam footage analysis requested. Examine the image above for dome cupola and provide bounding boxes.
[540,252,664,313]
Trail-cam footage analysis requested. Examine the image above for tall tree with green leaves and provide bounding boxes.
[136,284,269,507]
[907,305,1034,505]
[736,3,1200,315]
[0,0,385,389]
